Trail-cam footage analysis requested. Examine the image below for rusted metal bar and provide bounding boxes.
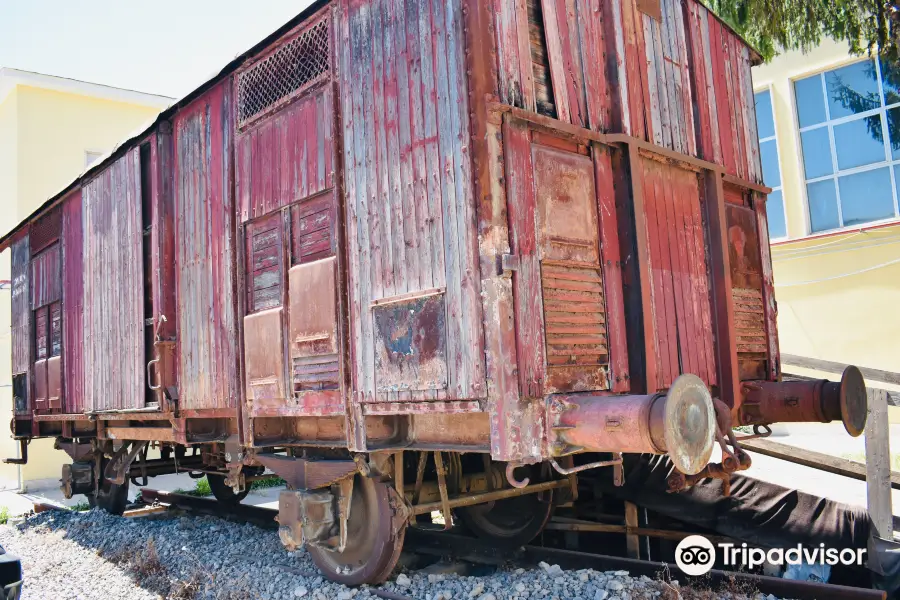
[394,451,403,500]
[412,451,427,505]
[549,457,621,476]
[411,479,568,516]
[3,439,28,465]
[739,366,867,436]
[432,452,453,530]
[547,374,716,476]
[624,502,640,559]
[544,520,733,545]
[105,427,177,442]
[138,488,278,529]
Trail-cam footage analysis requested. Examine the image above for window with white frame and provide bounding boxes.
[794,58,900,233]
[755,89,787,239]
[85,151,104,168]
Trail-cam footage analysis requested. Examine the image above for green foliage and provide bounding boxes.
[173,477,213,498]
[0,506,8,525]
[842,451,900,471]
[194,477,211,497]
[702,0,900,63]
[70,501,91,512]
[250,477,285,490]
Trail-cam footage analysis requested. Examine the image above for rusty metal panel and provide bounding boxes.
[373,293,448,393]
[244,308,287,413]
[82,149,145,412]
[10,235,30,377]
[289,258,338,359]
[531,143,610,394]
[62,191,85,414]
[726,202,768,380]
[236,86,335,222]
[339,0,485,404]
[34,358,48,412]
[636,0,661,20]
[30,244,60,309]
[640,155,717,390]
[47,355,62,411]
[289,258,341,414]
[174,81,240,411]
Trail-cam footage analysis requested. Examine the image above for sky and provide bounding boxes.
[0,0,316,100]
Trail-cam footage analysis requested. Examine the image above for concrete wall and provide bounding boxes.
[752,40,900,380]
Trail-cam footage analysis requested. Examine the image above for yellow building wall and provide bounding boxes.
[752,40,900,380]
[0,82,164,488]
[14,85,161,227]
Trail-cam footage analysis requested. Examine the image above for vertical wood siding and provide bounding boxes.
[639,156,717,390]
[174,82,240,411]
[493,0,762,182]
[30,244,60,310]
[10,235,30,377]
[62,191,85,414]
[339,0,485,403]
[236,87,335,223]
[82,150,145,411]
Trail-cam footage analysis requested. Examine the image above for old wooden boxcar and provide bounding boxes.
[0,0,868,584]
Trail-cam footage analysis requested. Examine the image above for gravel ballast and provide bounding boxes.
[0,509,784,600]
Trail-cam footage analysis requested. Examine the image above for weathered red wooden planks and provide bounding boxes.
[493,0,763,181]
[10,235,30,379]
[173,81,240,412]
[61,191,84,415]
[639,157,717,390]
[340,0,484,404]
[30,244,60,311]
[82,150,145,411]
[237,89,334,223]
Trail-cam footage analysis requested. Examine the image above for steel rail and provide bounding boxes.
[137,489,886,600]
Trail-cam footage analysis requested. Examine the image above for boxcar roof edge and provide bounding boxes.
[0,0,330,253]
[0,0,761,253]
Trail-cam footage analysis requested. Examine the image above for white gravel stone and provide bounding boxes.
[0,508,789,600]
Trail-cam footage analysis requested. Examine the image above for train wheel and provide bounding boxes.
[456,489,554,548]
[307,476,406,586]
[88,476,130,515]
[207,474,251,506]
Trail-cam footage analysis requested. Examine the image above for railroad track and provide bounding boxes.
[135,489,886,600]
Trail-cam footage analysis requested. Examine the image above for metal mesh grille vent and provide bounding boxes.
[238,18,330,125]
[30,207,61,254]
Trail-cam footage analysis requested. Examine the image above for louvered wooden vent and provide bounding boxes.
[246,215,283,313]
[237,17,331,126]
